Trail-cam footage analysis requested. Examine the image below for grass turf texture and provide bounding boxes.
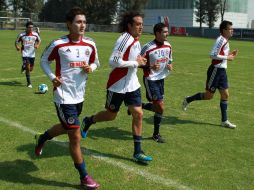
[0,30,254,190]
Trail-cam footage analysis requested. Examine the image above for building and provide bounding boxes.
[143,0,253,29]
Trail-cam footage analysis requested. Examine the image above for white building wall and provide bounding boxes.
[247,0,254,28]
[144,9,194,27]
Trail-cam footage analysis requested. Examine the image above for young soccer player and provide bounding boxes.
[15,21,41,88]
[80,11,153,164]
[182,20,238,129]
[35,7,100,189]
[140,23,173,143]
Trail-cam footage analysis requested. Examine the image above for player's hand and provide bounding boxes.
[52,77,62,87]
[16,47,20,51]
[136,55,147,66]
[82,62,92,73]
[151,63,160,71]
[167,63,173,71]
[231,49,238,56]
[34,44,39,49]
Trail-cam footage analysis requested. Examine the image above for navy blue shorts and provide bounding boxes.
[143,77,164,102]
[22,57,35,66]
[54,102,83,130]
[105,89,142,112]
[206,64,228,93]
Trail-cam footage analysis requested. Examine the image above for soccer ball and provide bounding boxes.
[38,84,48,94]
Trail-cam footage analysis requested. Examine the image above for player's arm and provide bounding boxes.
[167,47,173,70]
[40,42,61,87]
[15,36,21,51]
[35,38,41,49]
[84,43,100,73]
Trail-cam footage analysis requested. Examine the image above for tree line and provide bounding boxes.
[1,0,228,27]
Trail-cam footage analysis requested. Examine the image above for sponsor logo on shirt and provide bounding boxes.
[69,61,86,68]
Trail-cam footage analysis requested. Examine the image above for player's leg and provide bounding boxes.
[218,71,236,128]
[126,89,152,163]
[80,90,120,138]
[24,57,32,87]
[141,76,153,111]
[182,65,217,110]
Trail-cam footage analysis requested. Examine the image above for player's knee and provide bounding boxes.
[153,101,164,114]
[106,111,117,121]
[132,109,143,120]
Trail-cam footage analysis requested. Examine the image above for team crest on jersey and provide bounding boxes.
[65,48,71,52]
[67,117,75,124]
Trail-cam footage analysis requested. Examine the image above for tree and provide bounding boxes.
[39,0,118,24]
[219,0,228,22]
[194,0,207,29]
[0,0,7,11]
[205,0,220,28]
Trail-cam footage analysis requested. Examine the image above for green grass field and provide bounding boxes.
[0,30,254,190]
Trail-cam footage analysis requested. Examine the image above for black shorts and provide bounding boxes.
[54,102,83,130]
[22,57,35,66]
[143,76,164,102]
[105,89,142,112]
[206,64,228,93]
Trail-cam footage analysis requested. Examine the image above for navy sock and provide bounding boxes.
[74,161,88,179]
[142,102,153,111]
[186,92,204,103]
[133,135,142,155]
[153,113,162,135]
[26,74,31,84]
[220,100,228,122]
[83,115,95,132]
[39,131,52,145]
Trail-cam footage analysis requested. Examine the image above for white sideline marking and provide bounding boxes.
[0,116,192,190]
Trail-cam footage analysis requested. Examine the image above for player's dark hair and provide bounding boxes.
[119,11,143,33]
[65,7,85,23]
[25,21,33,28]
[220,20,233,34]
[153,23,167,35]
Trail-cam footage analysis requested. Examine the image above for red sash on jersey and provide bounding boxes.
[211,42,228,65]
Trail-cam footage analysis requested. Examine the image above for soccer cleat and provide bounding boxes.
[133,151,153,163]
[35,133,44,156]
[27,84,32,88]
[80,175,100,189]
[182,97,189,111]
[80,117,92,138]
[152,134,166,143]
[221,120,236,129]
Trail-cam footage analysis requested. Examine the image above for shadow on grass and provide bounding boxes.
[0,159,79,189]
[16,141,141,165]
[87,126,133,140]
[0,80,23,86]
[143,115,219,127]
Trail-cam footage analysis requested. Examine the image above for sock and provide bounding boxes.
[83,115,95,132]
[186,92,205,103]
[39,131,52,145]
[133,135,142,155]
[153,112,162,136]
[74,161,88,179]
[26,74,31,84]
[220,100,228,122]
[142,102,153,111]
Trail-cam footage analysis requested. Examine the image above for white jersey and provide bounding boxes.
[141,40,172,80]
[41,35,100,104]
[15,31,41,57]
[107,32,141,93]
[210,35,229,69]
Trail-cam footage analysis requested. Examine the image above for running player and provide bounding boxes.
[15,21,41,88]
[35,7,100,189]
[140,22,173,143]
[80,11,153,164]
[182,20,238,129]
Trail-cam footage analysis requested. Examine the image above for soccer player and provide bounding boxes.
[15,21,41,88]
[80,11,152,163]
[182,20,238,129]
[140,23,173,143]
[35,7,100,189]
